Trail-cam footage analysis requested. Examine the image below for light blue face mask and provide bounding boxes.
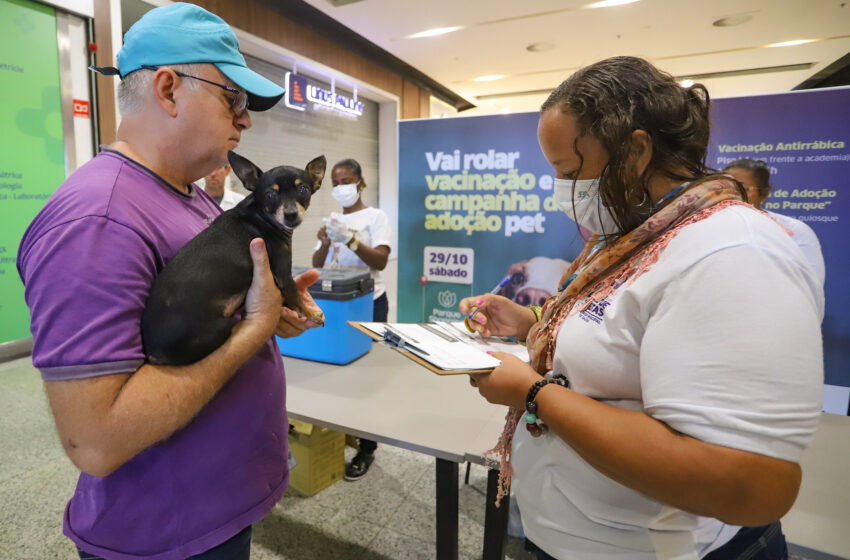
[553,177,620,235]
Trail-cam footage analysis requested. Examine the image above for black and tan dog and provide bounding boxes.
[141,151,326,365]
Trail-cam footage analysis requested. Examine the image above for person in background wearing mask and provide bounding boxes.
[723,158,825,285]
[312,158,392,480]
[200,163,245,210]
[460,57,823,560]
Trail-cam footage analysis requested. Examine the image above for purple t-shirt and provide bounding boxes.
[17,150,289,559]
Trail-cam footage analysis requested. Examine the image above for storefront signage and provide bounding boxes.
[284,71,363,117]
[285,72,307,111]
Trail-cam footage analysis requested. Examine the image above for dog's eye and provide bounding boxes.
[266,192,276,201]
[299,185,309,196]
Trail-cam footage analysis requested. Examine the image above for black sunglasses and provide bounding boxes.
[141,65,248,113]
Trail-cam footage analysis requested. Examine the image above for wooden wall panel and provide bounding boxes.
[92,0,116,145]
[419,88,431,119]
[401,79,422,120]
[92,0,430,130]
[189,0,426,116]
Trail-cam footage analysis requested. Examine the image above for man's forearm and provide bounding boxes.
[47,319,275,476]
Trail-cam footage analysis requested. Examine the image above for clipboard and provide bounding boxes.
[347,321,526,376]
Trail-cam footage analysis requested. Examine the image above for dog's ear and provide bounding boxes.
[228,151,263,192]
[305,155,327,192]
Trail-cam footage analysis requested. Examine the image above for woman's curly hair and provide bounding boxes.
[542,56,713,237]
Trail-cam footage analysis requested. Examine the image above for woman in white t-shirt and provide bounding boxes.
[312,158,392,481]
[722,158,825,285]
[459,57,823,560]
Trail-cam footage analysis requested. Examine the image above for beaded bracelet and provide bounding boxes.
[524,374,569,437]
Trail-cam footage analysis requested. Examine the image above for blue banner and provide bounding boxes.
[397,88,850,413]
[708,87,850,414]
[398,113,586,324]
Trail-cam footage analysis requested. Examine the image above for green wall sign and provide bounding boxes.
[0,0,65,343]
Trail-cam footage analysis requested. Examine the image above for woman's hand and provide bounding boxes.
[276,269,324,338]
[458,293,538,339]
[317,225,330,247]
[469,352,541,409]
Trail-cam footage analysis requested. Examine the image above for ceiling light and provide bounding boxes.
[585,0,640,8]
[679,79,695,87]
[472,74,506,82]
[407,26,463,39]
[766,39,816,48]
[712,14,753,27]
[526,41,555,53]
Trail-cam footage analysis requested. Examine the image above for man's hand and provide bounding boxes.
[276,269,324,338]
[243,238,284,339]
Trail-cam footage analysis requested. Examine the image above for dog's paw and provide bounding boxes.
[305,309,325,327]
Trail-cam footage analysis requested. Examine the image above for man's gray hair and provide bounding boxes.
[117,63,207,115]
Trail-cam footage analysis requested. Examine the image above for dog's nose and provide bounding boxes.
[284,210,299,222]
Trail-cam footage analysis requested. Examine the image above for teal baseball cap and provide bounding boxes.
[95,2,283,111]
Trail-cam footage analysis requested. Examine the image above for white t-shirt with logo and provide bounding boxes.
[315,207,393,299]
[512,205,824,560]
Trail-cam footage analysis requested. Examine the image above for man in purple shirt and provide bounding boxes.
[17,4,320,559]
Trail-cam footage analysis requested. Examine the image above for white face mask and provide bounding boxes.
[553,177,620,235]
[332,181,360,208]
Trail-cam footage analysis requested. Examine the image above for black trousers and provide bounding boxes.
[79,525,252,560]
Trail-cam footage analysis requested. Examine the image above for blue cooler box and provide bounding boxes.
[277,267,375,364]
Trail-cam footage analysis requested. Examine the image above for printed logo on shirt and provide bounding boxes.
[579,299,611,324]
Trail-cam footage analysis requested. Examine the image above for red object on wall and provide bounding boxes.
[73,99,90,117]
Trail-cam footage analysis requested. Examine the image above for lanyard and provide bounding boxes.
[559,238,606,292]
[653,184,686,208]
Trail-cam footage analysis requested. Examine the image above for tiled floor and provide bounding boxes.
[1,356,846,560]
[0,357,531,560]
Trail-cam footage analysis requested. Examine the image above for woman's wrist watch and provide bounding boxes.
[347,236,360,251]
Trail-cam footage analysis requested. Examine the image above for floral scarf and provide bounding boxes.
[487,178,747,505]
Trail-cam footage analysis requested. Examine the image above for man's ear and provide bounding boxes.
[629,130,653,177]
[306,155,327,192]
[150,68,181,117]
[228,151,263,192]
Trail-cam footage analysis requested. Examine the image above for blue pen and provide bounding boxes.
[464,273,515,333]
